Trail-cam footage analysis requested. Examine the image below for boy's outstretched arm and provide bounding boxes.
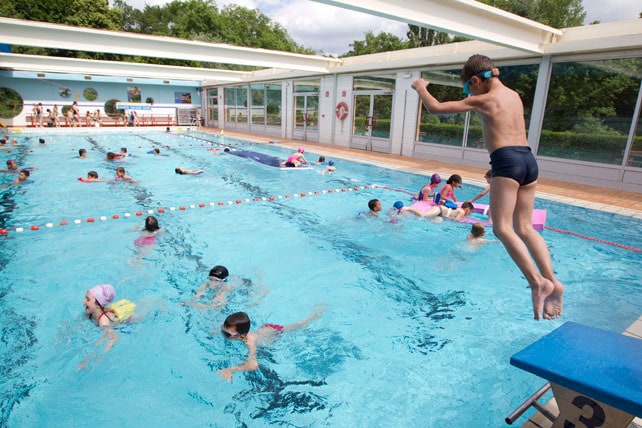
[218,336,258,382]
[412,78,472,115]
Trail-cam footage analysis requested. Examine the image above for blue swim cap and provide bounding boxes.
[393,201,404,210]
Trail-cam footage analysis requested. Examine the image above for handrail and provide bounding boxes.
[505,382,556,425]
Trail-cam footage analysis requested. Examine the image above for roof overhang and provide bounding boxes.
[0,17,341,74]
[0,53,249,83]
[312,0,563,53]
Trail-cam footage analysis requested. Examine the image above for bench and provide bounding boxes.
[510,321,642,427]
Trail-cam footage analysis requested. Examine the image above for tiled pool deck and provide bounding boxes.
[217,129,642,219]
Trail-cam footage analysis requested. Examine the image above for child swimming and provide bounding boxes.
[218,305,326,382]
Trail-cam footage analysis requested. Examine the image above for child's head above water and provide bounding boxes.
[88,284,115,308]
[222,311,251,337]
[144,216,160,232]
[209,265,229,281]
[471,222,485,238]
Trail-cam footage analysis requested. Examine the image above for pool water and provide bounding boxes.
[1,131,640,427]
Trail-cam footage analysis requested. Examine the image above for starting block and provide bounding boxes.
[510,321,642,427]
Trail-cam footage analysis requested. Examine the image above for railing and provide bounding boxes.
[505,383,556,425]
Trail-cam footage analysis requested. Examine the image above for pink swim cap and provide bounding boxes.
[89,284,115,307]
[6,159,14,166]
[298,147,305,153]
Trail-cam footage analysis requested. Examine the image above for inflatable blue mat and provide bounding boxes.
[510,321,642,416]
[227,149,282,168]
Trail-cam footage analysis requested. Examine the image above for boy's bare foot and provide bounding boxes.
[530,278,555,320]
[542,280,564,320]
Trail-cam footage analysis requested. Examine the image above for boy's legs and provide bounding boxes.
[283,305,326,332]
[490,177,555,319]
[513,181,564,319]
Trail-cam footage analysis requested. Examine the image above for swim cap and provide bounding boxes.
[89,284,115,307]
[298,147,305,153]
[393,201,404,210]
[430,173,442,185]
[6,159,14,165]
[328,160,335,166]
[209,265,229,280]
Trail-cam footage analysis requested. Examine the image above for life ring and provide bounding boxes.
[335,102,349,120]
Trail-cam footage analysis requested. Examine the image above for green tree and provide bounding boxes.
[342,31,407,57]
[406,25,450,48]
[479,0,585,28]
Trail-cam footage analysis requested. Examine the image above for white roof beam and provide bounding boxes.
[312,0,563,53]
[0,53,248,83]
[0,17,341,73]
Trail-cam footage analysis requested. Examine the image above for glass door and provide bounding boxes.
[350,91,392,152]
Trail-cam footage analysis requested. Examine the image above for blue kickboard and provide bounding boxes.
[510,321,642,417]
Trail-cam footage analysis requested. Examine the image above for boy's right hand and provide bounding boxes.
[411,78,428,91]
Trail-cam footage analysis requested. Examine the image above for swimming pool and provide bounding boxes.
[1,130,641,426]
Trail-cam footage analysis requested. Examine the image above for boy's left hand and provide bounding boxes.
[219,368,233,382]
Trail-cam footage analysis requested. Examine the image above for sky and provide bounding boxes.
[121,0,641,56]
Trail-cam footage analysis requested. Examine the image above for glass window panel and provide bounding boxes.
[266,84,282,126]
[236,85,248,124]
[416,69,467,146]
[540,58,642,164]
[294,79,319,93]
[250,84,265,126]
[353,75,395,91]
[416,64,538,149]
[207,88,218,121]
[224,87,236,123]
[626,111,642,167]
[372,94,392,139]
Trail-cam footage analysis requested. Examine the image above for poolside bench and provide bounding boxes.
[510,321,642,427]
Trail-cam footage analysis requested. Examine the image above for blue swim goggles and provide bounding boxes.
[463,70,494,95]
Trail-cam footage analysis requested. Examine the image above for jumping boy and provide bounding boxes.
[411,54,563,320]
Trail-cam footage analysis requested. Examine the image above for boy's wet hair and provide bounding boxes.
[460,54,495,82]
[461,201,474,211]
[88,171,98,178]
[471,222,485,237]
[368,199,379,210]
[224,311,251,335]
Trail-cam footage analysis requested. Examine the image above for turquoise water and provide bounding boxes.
[1,131,641,427]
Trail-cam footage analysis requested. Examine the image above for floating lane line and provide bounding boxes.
[0,185,377,236]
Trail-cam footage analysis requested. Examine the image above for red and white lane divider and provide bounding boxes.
[0,185,377,236]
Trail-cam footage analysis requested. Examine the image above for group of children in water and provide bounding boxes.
[83,253,325,380]
[365,171,492,246]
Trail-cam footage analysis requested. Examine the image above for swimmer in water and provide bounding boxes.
[181,265,231,310]
[401,201,474,222]
[175,166,204,175]
[218,305,326,382]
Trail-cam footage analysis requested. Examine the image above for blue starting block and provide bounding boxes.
[511,321,642,427]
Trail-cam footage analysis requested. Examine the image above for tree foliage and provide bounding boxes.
[342,31,407,57]
[0,0,308,65]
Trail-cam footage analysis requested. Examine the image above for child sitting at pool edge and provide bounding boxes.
[218,305,326,382]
